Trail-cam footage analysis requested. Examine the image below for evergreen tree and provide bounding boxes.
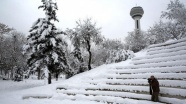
[25,0,69,84]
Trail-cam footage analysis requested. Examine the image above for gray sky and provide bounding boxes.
[0,0,186,39]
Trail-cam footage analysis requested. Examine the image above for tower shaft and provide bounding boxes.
[134,17,141,30]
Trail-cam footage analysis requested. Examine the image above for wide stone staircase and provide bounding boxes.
[56,38,186,104]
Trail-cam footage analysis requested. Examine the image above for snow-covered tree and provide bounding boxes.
[66,29,87,74]
[0,30,26,80]
[0,22,13,35]
[161,0,186,39]
[91,45,108,67]
[73,18,103,70]
[147,0,186,44]
[25,0,69,84]
[161,0,186,24]
[125,31,148,52]
[148,21,171,44]
[0,23,13,76]
[90,39,126,66]
[102,39,125,50]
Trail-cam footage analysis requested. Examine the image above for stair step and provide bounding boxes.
[115,60,186,69]
[133,50,186,61]
[84,79,186,88]
[110,66,186,74]
[148,38,186,49]
[54,93,164,104]
[22,94,52,99]
[105,73,186,80]
[84,89,186,100]
[106,83,186,89]
[148,38,186,51]
[131,54,186,65]
[147,45,186,55]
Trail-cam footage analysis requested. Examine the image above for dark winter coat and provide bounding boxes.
[150,78,160,93]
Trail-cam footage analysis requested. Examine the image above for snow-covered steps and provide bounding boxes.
[57,89,152,101]
[56,84,186,98]
[54,38,186,104]
[57,89,186,104]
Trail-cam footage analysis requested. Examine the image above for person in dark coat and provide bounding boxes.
[148,75,160,102]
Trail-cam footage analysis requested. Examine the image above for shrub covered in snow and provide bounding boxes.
[106,49,134,64]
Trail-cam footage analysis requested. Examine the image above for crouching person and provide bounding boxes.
[148,75,160,102]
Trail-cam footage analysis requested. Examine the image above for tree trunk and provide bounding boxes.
[48,73,51,84]
[88,50,92,70]
[38,68,40,80]
[86,40,92,70]
[7,71,9,79]
[56,72,58,81]
[0,69,2,75]
[10,69,14,80]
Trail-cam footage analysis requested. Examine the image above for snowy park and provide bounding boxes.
[0,0,186,104]
[1,39,186,104]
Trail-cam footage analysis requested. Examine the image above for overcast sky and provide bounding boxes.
[0,0,186,39]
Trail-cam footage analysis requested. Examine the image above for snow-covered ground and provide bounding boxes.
[0,50,162,104]
[0,79,44,93]
[0,66,150,104]
[0,78,105,104]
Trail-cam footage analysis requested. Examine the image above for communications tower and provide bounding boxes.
[130,6,144,33]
